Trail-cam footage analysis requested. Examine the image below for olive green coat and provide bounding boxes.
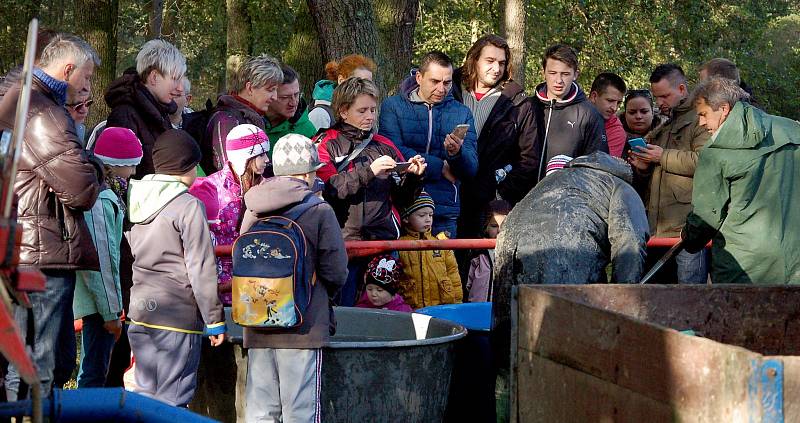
[683,102,800,284]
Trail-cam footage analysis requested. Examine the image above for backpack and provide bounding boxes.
[182,99,241,175]
[310,101,335,128]
[231,194,323,328]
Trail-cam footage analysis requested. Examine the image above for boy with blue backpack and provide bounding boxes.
[236,134,347,422]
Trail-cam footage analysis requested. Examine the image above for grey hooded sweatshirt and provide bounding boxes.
[241,176,348,349]
[126,174,225,335]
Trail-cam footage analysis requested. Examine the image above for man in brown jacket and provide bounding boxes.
[0,32,104,399]
[629,64,710,283]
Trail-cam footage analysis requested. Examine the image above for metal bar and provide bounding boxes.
[640,240,684,284]
[3,18,38,218]
[216,237,707,259]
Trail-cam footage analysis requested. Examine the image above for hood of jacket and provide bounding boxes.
[312,79,336,103]
[567,151,634,185]
[535,81,587,110]
[105,67,178,118]
[398,69,457,107]
[244,176,312,216]
[708,101,799,152]
[128,174,190,224]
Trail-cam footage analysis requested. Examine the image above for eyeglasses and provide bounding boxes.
[67,99,94,112]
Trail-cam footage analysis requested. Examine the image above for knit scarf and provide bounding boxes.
[104,170,129,216]
[33,68,67,105]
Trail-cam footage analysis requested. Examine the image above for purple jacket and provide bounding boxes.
[192,167,242,305]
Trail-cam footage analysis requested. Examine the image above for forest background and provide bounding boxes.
[1,0,798,129]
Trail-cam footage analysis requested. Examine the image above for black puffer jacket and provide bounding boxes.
[316,123,422,241]
[531,82,608,183]
[0,75,103,271]
[105,68,177,178]
[452,69,537,237]
[492,152,649,364]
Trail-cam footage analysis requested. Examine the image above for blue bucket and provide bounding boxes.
[416,302,493,332]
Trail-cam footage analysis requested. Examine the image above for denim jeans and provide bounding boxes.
[5,269,76,400]
[676,249,709,284]
[77,313,117,388]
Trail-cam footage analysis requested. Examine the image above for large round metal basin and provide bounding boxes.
[213,307,467,423]
[321,307,466,423]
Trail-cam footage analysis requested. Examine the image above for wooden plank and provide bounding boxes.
[516,351,676,422]
[532,285,800,356]
[515,286,759,419]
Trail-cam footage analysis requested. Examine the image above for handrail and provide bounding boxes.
[216,237,694,259]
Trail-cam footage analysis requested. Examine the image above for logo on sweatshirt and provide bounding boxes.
[567,121,576,129]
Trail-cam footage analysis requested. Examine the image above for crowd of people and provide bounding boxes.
[0,26,798,422]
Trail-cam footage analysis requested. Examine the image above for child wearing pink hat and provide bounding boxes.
[355,255,412,312]
[190,123,270,304]
[73,126,143,388]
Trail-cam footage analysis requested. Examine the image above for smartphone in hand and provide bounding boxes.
[451,124,469,140]
[627,137,647,152]
[393,161,412,172]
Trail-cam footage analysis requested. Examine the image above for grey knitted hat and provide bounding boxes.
[271,134,324,176]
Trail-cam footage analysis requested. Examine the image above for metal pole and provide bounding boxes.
[3,18,38,218]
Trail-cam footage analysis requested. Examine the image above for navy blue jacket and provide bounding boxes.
[378,72,478,230]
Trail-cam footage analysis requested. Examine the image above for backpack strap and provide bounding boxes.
[282,194,324,222]
[335,131,374,173]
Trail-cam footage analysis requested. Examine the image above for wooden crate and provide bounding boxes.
[512,285,800,422]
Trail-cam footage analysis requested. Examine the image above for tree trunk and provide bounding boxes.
[161,0,179,45]
[499,0,527,88]
[73,0,119,129]
[283,0,325,101]
[306,0,384,93]
[225,0,251,91]
[147,0,165,39]
[373,0,419,95]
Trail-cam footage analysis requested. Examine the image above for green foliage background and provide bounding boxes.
[1,0,798,119]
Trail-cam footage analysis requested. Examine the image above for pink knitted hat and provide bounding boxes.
[226,124,270,176]
[94,127,143,167]
[189,178,221,223]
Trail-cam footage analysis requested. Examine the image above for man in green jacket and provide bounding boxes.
[264,64,317,156]
[682,77,800,284]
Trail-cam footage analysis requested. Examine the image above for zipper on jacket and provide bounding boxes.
[537,99,556,179]
[425,104,434,154]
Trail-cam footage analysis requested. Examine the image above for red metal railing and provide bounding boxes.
[215,237,688,259]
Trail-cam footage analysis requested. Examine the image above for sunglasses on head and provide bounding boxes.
[68,99,94,111]
[625,89,653,99]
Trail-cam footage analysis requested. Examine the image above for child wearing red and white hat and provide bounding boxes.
[355,255,412,312]
[74,126,143,388]
[190,123,270,304]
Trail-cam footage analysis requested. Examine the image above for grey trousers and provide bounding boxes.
[128,324,202,407]
[245,348,322,423]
